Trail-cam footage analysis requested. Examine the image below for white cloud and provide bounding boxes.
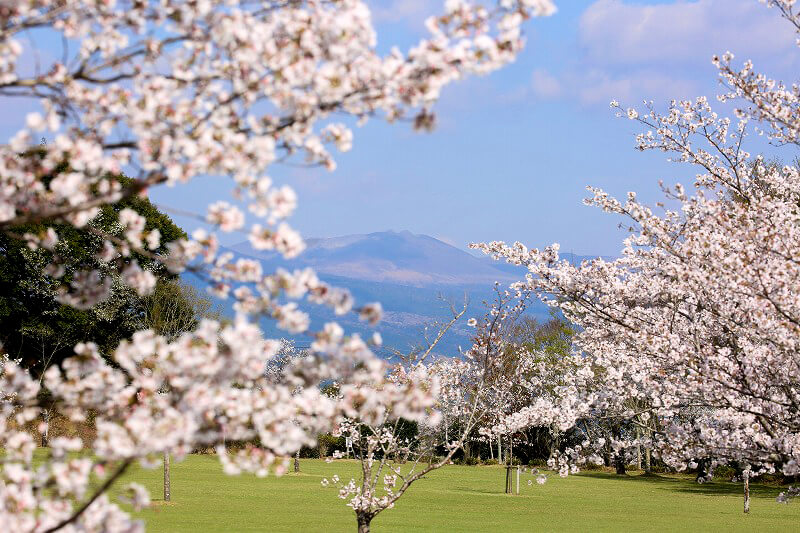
[523,0,800,108]
[526,67,697,107]
[531,69,562,99]
[579,0,795,67]
[575,68,698,106]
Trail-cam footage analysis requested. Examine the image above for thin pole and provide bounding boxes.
[743,469,750,514]
[163,451,170,502]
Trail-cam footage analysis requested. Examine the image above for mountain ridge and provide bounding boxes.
[203,231,605,356]
[228,229,525,288]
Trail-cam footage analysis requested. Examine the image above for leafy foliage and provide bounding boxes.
[0,171,187,373]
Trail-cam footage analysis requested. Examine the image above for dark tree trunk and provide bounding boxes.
[611,424,626,475]
[357,513,372,533]
[695,458,708,483]
[614,452,626,476]
[294,450,300,473]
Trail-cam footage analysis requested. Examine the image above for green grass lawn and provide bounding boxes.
[119,456,800,532]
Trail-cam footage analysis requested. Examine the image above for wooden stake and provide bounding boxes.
[743,469,750,514]
[163,451,170,502]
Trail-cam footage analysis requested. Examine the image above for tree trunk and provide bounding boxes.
[614,452,626,476]
[743,469,750,514]
[463,441,471,460]
[318,435,328,458]
[696,458,708,483]
[41,409,50,448]
[294,450,300,473]
[163,451,170,502]
[489,438,494,460]
[497,437,502,464]
[644,446,652,474]
[635,427,642,470]
[551,427,561,459]
[357,513,371,533]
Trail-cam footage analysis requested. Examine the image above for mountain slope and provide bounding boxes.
[199,231,603,356]
[228,230,521,287]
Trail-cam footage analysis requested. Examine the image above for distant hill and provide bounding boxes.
[228,230,522,287]
[191,231,605,357]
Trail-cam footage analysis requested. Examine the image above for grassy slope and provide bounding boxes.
[124,456,800,532]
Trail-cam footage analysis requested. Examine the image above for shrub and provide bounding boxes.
[712,464,737,481]
[318,433,345,458]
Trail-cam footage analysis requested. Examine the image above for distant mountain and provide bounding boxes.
[228,230,522,287]
[192,231,604,357]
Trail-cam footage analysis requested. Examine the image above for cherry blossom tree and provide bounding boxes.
[322,291,574,532]
[0,0,558,530]
[474,303,594,477]
[320,306,473,533]
[471,313,584,467]
[475,0,800,510]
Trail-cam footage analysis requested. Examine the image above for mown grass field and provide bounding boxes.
[119,456,800,532]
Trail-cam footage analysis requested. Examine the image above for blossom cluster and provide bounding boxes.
[474,0,800,479]
[1,0,555,310]
[0,1,558,530]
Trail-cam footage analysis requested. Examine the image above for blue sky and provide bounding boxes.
[248,0,797,256]
[8,1,800,256]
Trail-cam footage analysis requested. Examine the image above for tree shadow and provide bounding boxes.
[576,471,783,499]
[451,485,506,496]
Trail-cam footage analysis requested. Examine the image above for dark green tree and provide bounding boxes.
[0,170,187,374]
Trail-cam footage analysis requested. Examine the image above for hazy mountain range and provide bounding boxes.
[198,231,601,357]
[228,230,523,287]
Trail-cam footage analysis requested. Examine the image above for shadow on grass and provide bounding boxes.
[576,471,782,499]
[448,484,514,496]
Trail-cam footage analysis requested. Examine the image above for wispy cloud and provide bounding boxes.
[525,0,799,108]
[574,68,698,105]
[579,0,793,67]
[531,69,562,99]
